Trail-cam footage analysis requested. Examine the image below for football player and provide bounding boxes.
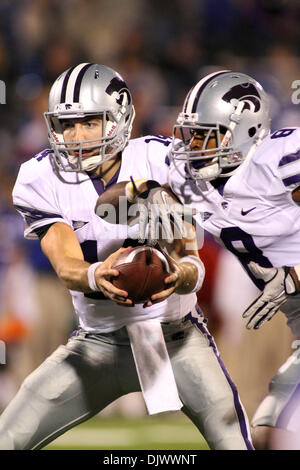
[0,64,253,450]
[134,71,300,449]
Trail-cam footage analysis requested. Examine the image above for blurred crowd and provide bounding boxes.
[0,0,299,420]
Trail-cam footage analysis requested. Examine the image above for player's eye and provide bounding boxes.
[85,120,100,128]
[190,129,205,139]
[61,121,74,131]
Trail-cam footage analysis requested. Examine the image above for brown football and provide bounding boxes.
[112,246,170,303]
[94,181,129,224]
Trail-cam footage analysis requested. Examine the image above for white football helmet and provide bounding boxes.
[170,70,271,181]
[44,63,135,172]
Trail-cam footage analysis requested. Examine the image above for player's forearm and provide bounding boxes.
[40,222,94,292]
[55,257,93,292]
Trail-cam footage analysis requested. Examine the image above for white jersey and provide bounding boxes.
[13,135,197,333]
[169,127,300,290]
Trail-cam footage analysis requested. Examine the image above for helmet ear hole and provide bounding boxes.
[248,127,256,137]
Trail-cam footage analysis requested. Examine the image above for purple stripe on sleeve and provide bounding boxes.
[282,173,300,188]
[185,307,254,450]
[279,149,300,167]
[14,204,63,224]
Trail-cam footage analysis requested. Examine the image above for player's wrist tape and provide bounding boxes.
[178,255,205,293]
[125,179,148,203]
[87,262,103,291]
[125,179,161,203]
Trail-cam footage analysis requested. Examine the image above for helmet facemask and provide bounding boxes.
[44,106,135,173]
[170,71,271,182]
[171,117,243,182]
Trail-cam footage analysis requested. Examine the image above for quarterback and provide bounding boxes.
[138,71,300,449]
[0,64,252,450]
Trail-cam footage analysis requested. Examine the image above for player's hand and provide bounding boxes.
[142,253,180,308]
[242,262,298,329]
[129,179,194,245]
[94,247,134,307]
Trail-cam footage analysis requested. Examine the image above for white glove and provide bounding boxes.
[243,262,298,330]
[129,180,194,245]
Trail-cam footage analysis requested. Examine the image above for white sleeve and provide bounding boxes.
[12,158,67,239]
[277,128,300,192]
[143,135,172,184]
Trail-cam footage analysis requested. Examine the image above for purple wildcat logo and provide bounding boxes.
[222,83,261,113]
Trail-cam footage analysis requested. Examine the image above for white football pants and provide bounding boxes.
[0,310,253,450]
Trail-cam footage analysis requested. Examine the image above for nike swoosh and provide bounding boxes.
[241,207,256,216]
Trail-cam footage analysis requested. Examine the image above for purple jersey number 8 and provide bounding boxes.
[220,226,273,290]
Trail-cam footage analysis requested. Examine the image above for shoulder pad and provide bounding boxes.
[17,149,54,184]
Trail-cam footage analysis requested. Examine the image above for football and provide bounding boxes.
[95,182,128,224]
[112,246,170,303]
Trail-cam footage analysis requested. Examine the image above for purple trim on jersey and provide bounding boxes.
[89,166,121,196]
[14,204,63,225]
[282,173,300,188]
[165,155,170,166]
[279,149,300,167]
[35,148,53,162]
[80,239,98,264]
[276,382,300,431]
[185,306,254,450]
[217,184,225,196]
